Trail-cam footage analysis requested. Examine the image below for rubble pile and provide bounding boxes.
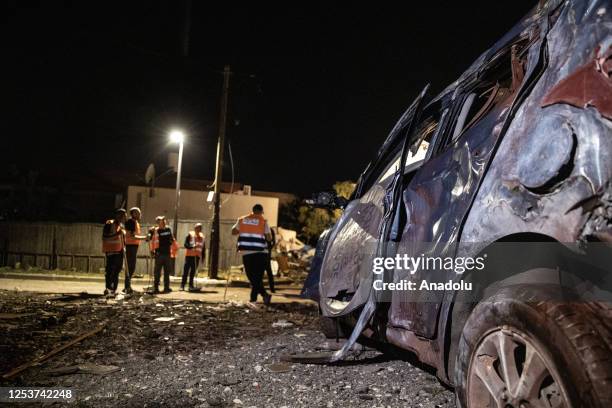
[0,290,454,407]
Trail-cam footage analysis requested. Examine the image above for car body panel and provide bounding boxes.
[302,0,612,385]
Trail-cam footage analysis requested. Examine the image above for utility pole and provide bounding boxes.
[209,65,231,279]
[172,136,184,238]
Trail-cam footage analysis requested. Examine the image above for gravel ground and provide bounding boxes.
[0,290,455,407]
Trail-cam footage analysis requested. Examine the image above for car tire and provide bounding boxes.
[454,284,612,408]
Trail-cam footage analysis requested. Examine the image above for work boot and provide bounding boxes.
[263,293,272,306]
[103,289,109,296]
[123,287,133,295]
[179,286,185,291]
[152,287,160,294]
[163,287,172,294]
[188,285,196,292]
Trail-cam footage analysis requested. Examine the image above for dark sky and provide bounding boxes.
[5,1,535,196]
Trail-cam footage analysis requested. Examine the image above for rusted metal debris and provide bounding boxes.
[47,363,120,376]
[542,45,612,119]
[2,320,107,380]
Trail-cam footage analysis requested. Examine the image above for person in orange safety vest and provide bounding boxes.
[149,216,178,294]
[123,207,147,294]
[102,208,126,297]
[180,223,205,291]
[232,204,272,305]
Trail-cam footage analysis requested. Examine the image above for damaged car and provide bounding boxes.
[301,0,612,406]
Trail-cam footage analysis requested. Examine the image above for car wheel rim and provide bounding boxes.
[467,328,569,408]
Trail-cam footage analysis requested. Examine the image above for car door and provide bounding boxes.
[388,38,533,338]
[318,86,430,318]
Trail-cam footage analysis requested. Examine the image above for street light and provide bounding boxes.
[170,130,184,144]
[169,130,185,240]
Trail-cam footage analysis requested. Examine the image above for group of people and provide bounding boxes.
[101,207,205,296]
[101,203,275,305]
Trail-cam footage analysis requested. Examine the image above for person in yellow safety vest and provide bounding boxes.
[232,204,273,305]
[123,207,147,294]
[102,208,127,297]
[180,223,205,291]
[149,215,178,294]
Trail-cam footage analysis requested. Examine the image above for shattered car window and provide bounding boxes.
[377,114,439,184]
[439,37,530,151]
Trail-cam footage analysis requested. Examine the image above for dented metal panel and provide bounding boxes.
[302,0,612,385]
[461,0,612,247]
[542,46,612,119]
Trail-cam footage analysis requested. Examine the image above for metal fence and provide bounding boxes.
[0,219,241,275]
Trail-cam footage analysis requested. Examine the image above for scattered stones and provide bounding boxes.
[267,362,292,373]
[355,384,369,394]
[0,291,455,407]
[272,320,294,328]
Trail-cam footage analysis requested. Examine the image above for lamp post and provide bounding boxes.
[169,130,185,238]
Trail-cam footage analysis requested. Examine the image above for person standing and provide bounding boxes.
[181,223,205,291]
[123,207,147,294]
[264,227,276,293]
[102,208,126,296]
[150,215,177,294]
[232,204,272,305]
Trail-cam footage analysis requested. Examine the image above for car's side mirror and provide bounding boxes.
[305,191,348,209]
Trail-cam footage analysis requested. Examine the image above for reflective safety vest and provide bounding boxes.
[149,227,159,252]
[102,220,124,253]
[185,231,204,257]
[149,227,179,258]
[237,213,267,252]
[125,219,141,245]
[171,239,178,258]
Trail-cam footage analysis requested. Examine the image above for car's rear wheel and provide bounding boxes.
[467,326,567,407]
[454,284,612,408]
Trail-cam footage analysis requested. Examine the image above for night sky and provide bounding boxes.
[5,1,535,196]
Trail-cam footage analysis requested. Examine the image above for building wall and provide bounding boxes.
[126,186,279,226]
[0,219,243,275]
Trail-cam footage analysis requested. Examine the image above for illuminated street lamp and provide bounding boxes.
[169,130,185,238]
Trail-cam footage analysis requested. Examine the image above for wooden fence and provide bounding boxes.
[0,219,241,275]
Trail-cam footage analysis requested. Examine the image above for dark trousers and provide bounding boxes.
[125,245,138,290]
[264,254,275,292]
[243,252,268,302]
[181,256,199,288]
[105,253,123,291]
[154,253,172,291]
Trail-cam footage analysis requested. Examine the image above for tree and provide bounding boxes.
[296,180,356,245]
[333,180,356,199]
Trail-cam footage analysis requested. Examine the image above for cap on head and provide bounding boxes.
[155,215,165,222]
[194,222,202,228]
[115,208,127,215]
[129,207,141,216]
[252,204,264,213]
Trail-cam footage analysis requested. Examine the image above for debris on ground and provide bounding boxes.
[0,290,454,407]
[47,363,120,376]
[272,319,294,328]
